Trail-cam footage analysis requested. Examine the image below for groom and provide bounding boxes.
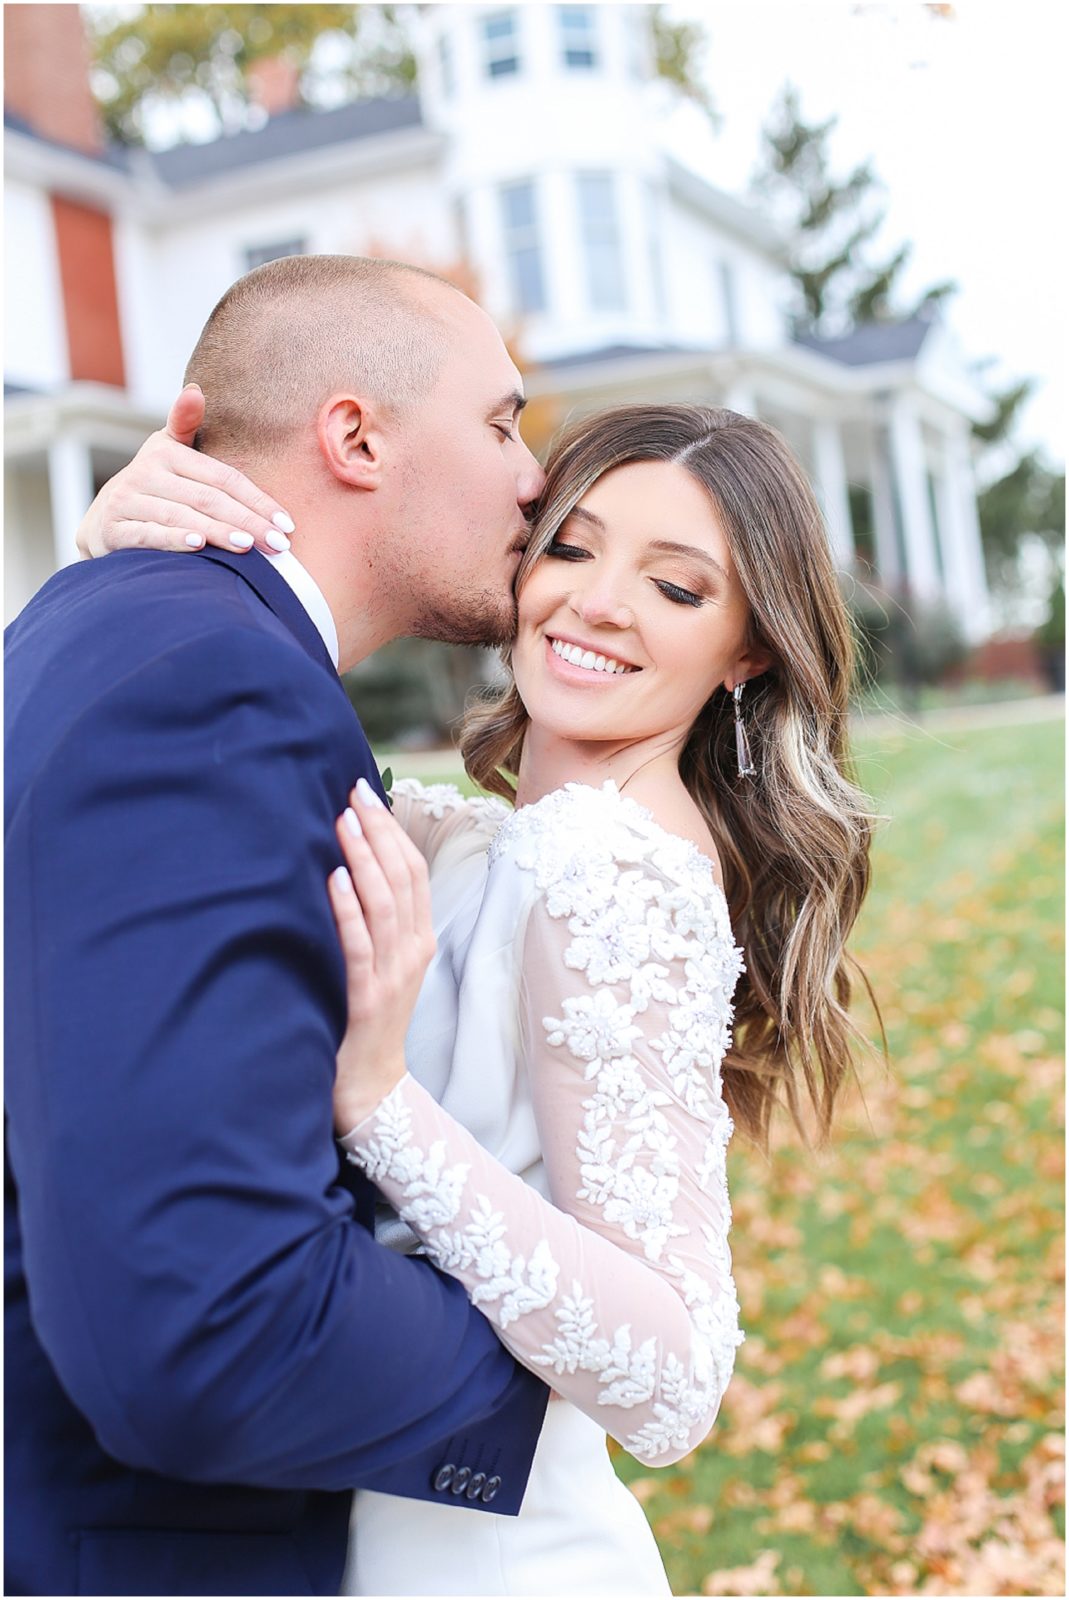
[4,257,549,1596]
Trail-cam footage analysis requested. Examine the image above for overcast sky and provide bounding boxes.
[663,0,1063,463]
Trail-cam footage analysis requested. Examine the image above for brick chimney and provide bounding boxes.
[5,4,104,154]
[246,55,302,118]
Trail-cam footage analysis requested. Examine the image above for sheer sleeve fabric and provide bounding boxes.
[342,800,745,1465]
[389,779,511,869]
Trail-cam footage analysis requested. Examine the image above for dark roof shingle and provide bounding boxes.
[148,95,424,186]
[794,316,934,367]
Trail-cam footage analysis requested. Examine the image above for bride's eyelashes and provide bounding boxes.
[655,580,705,609]
[545,540,706,609]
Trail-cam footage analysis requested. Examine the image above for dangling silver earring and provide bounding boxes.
[733,682,756,778]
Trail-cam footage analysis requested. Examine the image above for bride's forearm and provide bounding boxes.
[340,1074,740,1466]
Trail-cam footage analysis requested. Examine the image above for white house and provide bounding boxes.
[4,1,992,636]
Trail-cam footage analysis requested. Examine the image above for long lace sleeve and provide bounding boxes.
[341,793,746,1465]
[389,778,511,869]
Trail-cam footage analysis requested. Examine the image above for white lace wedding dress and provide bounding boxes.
[339,779,746,1596]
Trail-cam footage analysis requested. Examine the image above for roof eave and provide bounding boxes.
[662,155,788,263]
[5,121,447,224]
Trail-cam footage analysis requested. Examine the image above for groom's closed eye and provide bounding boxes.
[486,391,528,431]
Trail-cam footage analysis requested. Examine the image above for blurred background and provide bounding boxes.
[4,4,1063,1595]
[4,1,1065,730]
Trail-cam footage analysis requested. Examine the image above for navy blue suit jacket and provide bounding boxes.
[4,548,548,1596]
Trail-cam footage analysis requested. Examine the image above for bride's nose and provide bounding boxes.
[571,573,633,630]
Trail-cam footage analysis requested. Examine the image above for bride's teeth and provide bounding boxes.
[550,638,633,674]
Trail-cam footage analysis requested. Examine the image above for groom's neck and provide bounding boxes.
[287,522,403,674]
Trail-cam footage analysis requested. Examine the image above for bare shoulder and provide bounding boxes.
[622,775,726,889]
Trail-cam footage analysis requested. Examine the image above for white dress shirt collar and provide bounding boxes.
[265,548,340,671]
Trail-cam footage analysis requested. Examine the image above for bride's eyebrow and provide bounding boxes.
[562,506,603,532]
[646,540,729,585]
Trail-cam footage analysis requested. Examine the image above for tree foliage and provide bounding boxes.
[977,450,1065,591]
[87,4,416,144]
[752,85,956,335]
[88,3,717,147]
[650,6,719,126]
[971,375,1034,447]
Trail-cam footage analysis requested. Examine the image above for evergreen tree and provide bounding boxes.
[752,84,956,335]
[754,85,1063,599]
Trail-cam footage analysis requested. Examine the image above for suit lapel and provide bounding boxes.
[197,547,339,677]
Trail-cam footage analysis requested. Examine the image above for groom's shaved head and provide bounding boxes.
[185,254,461,462]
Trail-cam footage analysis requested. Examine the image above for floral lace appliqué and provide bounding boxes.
[346,781,746,1464]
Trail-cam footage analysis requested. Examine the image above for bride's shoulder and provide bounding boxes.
[489,780,727,915]
[391,777,511,828]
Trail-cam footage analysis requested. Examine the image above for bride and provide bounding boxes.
[83,401,876,1595]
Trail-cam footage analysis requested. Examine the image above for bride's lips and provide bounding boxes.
[543,634,641,684]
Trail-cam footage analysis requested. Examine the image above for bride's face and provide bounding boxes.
[512,460,766,748]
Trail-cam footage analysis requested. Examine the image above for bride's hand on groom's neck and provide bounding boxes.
[75,384,297,562]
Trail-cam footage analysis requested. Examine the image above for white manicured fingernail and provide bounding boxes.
[185,533,205,548]
[265,531,290,553]
[343,807,362,838]
[332,866,354,894]
[273,512,296,534]
[229,531,254,550]
[355,777,385,809]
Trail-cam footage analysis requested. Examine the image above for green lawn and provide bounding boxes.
[407,718,1065,1597]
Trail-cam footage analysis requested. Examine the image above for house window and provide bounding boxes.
[500,181,546,314]
[245,239,307,271]
[718,260,740,346]
[647,183,667,318]
[559,5,598,69]
[627,6,650,79]
[438,34,455,98]
[482,10,520,78]
[452,195,470,262]
[577,173,625,312]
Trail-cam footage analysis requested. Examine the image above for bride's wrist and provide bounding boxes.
[333,1059,408,1138]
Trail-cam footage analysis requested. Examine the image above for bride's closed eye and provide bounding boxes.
[546,540,705,608]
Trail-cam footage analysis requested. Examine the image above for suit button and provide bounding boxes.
[481,1474,502,1503]
[433,1463,455,1492]
[450,1466,472,1495]
[465,1471,487,1500]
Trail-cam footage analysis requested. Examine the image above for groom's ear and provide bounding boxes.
[316,395,388,490]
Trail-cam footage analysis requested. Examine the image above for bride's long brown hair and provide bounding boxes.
[461,404,880,1151]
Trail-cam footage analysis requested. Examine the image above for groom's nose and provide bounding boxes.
[516,441,544,508]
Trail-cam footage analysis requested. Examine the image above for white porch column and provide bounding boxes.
[811,417,854,569]
[47,435,94,572]
[887,395,942,602]
[937,427,991,642]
